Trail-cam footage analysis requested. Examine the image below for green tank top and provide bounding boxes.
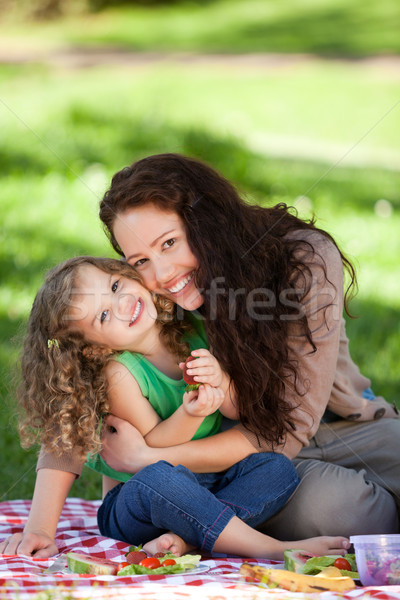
[86,311,222,482]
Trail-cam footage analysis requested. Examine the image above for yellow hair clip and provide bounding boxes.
[47,338,59,349]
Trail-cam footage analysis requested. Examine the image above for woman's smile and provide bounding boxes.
[165,271,195,295]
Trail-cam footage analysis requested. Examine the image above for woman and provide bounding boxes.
[98,153,400,538]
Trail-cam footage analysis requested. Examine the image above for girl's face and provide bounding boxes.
[112,204,203,311]
[68,265,158,353]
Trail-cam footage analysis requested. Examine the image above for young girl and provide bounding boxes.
[1,255,349,559]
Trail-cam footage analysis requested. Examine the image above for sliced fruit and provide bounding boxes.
[334,557,352,572]
[126,550,147,564]
[139,557,161,569]
[66,552,119,575]
[183,357,201,392]
[284,549,317,573]
[162,559,177,566]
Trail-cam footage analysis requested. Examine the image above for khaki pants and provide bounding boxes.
[258,417,400,539]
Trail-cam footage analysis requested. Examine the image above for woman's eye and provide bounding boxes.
[163,238,175,249]
[100,310,108,323]
[134,258,147,268]
[111,280,119,293]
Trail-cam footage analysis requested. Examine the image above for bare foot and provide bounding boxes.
[295,536,350,556]
[143,532,195,557]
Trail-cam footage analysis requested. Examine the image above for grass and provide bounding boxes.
[3,0,400,57]
[0,28,399,501]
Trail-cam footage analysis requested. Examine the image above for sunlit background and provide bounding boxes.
[1,0,399,500]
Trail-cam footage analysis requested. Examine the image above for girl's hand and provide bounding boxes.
[179,349,229,390]
[183,384,225,417]
[0,531,58,558]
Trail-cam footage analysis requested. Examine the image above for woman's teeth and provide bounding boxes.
[130,299,142,325]
[167,272,193,294]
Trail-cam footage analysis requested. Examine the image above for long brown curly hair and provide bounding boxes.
[99,153,357,447]
[18,255,189,459]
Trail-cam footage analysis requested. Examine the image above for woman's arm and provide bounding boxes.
[102,475,121,498]
[0,468,75,557]
[101,414,256,474]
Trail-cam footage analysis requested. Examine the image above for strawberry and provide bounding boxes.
[153,551,167,559]
[126,550,147,564]
[183,356,201,392]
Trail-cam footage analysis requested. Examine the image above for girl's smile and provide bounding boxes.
[129,297,144,326]
[112,204,203,311]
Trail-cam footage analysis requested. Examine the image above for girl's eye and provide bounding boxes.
[163,238,175,249]
[111,280,119,293]
[100,310,108,323]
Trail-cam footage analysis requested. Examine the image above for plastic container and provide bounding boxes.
[350,534,400,586]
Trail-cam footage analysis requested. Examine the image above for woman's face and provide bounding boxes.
[112,204,203,311]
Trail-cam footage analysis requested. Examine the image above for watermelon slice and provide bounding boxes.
[67,552,119,575]
[284,549,317,573]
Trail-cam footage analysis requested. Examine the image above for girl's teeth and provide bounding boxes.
[168,273,193,294]
[130,299,142,324]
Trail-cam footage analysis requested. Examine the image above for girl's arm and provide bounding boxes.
[105,360,217,447]
[101,415,256,474]
[0,468,75,557]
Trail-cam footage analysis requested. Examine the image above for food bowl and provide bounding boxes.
[350,534,400,586]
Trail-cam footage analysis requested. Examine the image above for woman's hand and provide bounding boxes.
[1,467,75,558]
[180,348,230,390]
[183,384,225,417]
[101,414,154,473]
[0,531,58,558]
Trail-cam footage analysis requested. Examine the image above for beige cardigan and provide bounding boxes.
[236,231,397,457]
[37,231,397,475]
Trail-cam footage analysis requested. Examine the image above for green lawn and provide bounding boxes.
[0,16,399,501]
[4,0,400,56]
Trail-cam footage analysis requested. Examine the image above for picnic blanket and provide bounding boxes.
[1,498,400,600]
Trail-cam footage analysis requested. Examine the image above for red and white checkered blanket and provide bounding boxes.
[1,498,400,600]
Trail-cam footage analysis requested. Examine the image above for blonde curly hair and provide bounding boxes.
[18,256,190,460]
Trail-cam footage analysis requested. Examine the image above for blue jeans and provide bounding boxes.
[97,453,299,553]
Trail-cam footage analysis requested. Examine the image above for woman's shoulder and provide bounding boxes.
[288,228,343,270]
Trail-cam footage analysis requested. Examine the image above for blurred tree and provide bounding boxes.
[89,0,189,8]
[0,0,84,20]
[86,0,211,11]
[32,0,62,18]
[0,0,207,20]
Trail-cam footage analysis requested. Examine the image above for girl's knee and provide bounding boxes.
[257,452,299,483]
[130,460,174,487]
